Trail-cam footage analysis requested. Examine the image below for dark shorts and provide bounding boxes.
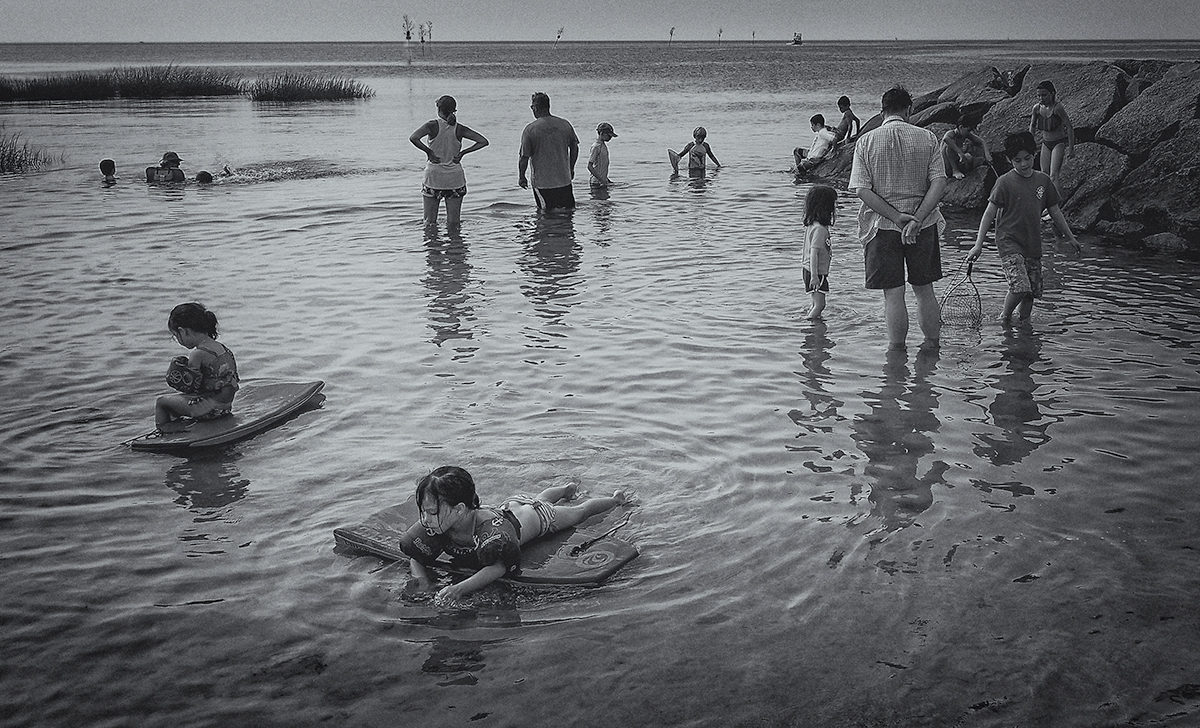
[1000,253,1043,298]
[803,267,830,293]
[423,185,467,199]
[863,226,942,290]
[533,185,575,210]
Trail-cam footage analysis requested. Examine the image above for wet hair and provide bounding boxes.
[1004,131,1038,158]
[99,158,115,175]
[954,112,978,130]
[1036,80,1057,100]
[196,170,213,183]
[416,466,481,512]
[436,94,457,125]
[810,114,825,126]
[693,126,707,139]
[168,302,220,339]
[880,85,913,114]
[803,184,838,227]
[837,95,851,108]
[531,92,551,112]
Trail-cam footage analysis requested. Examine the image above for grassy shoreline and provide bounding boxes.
[1,128,61,174]
[0,65,372,102]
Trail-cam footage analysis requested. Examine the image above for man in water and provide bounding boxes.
[518,92,580,211]
[848,85,947,351]
[146,151,185,183]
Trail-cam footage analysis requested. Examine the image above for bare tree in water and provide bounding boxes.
[402,15,414,41]
[669,27,675,45]
[555,26,565,48]
[717,27,723,44]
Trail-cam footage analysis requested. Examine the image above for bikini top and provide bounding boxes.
[1035,105,1063,132]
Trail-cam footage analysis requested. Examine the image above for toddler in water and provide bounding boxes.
[155,302,239,432]
[679,126,721,176]
[400,466,627,604]
[802,184,837,320]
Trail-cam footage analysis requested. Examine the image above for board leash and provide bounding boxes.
[569,511,632,557]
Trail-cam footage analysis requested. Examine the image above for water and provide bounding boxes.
[3,41,1200,727]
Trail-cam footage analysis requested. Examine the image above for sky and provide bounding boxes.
[2,0,1197,43]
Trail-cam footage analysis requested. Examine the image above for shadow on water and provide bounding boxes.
[422,226,477,357]
[517,210,581,334]
[850,347,949,541]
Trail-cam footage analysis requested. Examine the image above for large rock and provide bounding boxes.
[1097,61,1200,157]
[938,66,1011,108]
[939,164,992,209]
[1112,118,1200,241]
[912,102,958,127]
[1056,142,1130,230]
[979,62,1131,152]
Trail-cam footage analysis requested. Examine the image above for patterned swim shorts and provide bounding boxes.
[504,494,556,539]
[1000,253,1043,298]
[422,185,468,199]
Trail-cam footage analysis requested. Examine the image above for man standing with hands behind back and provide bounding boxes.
[848,85,947,351]
[518,92,580,211]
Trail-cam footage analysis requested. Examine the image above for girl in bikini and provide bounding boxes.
[155,302,239,432]
[1029,80,1073,190]
[400,466,627,604]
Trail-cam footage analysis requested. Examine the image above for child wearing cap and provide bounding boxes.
[146,151,185,183]
[588,122,617,188]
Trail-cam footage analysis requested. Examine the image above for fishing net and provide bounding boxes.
[939,258,982,328]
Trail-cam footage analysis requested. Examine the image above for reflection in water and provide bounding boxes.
[974,327,1055,466]
[164,452,250,554]
[164,452,249,514]
[850,348,948,539]
[421,635,506,687]
[518,212,581,329]
[791,321,845,429]
[588,186,614,243]
[422,227,477,357]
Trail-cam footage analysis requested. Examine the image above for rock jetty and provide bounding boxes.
[810,60,1200,254]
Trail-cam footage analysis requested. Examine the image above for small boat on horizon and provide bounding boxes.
[790,33,803,46]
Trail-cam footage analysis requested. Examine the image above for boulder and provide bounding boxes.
[912,102,959,127]
[1056,142,1130,230]
[1097,61,1200,157]
[912,86,949,114]
[1142,232,1191,253]
[938,66,1011,107]
[1095,219,1148,243]
[980,62,1131,152]
[1112,118,1200,241]
[939,164,993,210]
[1113,59,1175,101]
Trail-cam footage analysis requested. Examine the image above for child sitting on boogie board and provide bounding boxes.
[400,466,627,604]
[155,302,239,433]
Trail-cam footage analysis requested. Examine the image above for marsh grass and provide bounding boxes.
[1,129,61,174]
[0,66,374,102]
[247,73,375,102]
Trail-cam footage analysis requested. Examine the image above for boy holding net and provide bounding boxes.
[968,132,1079,325]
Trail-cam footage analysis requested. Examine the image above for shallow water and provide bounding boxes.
[3,41,1200,727]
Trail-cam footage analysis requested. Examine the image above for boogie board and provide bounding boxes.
[668,148,681,173]
[128,380,325,453]
[334,502,639,585]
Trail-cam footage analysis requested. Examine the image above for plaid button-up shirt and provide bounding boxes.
[848,116,947,246]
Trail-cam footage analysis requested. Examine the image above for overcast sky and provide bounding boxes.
[2,0,1196,43]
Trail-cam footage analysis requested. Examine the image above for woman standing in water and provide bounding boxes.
[410,95,490,228]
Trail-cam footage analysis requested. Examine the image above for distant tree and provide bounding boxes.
[669,27,675,45]
[419,24,426,43]
[402,15,414,41]
[752,30,756,41]
[555,26,565,49]
[717,27,723,44]
[426,21,433,42]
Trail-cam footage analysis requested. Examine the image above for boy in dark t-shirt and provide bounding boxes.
[968,132,1079,324]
